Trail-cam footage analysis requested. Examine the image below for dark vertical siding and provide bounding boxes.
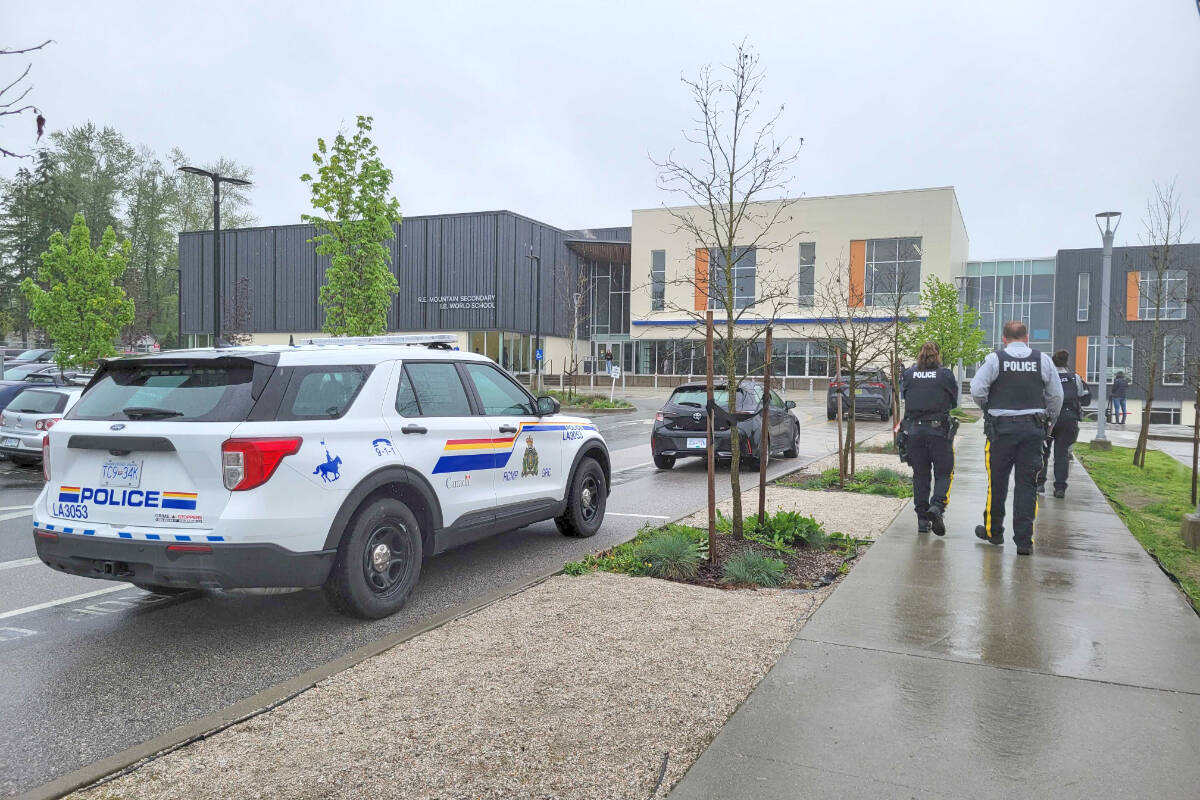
[180,211,588,338]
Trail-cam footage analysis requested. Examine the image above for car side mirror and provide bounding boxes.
[536,395,560,416]
[784,400,796,410]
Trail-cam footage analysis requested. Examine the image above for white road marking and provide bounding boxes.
[0,585,134,621]
[605,512,672,519]
[0,557,40,571]
[0,627,36,642]
[614,461,653,473]
[0,510,33,523]
[0,505,34,512]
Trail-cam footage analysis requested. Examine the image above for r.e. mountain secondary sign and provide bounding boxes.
[417,295,496,310]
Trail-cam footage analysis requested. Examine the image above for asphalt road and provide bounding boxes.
[0,393,890,796]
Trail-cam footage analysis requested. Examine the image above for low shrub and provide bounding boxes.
[565,522,707,577]
[545,389,632,410]
[722,550,786,587]
[783,466,912,498]
[634,530,704,581]
[746,509,830,553]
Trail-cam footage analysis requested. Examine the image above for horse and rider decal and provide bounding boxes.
[314,441,342,483]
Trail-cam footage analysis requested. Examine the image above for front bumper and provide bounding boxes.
[33,528,336,589]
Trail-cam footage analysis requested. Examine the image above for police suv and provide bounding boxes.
[31,335,610,618]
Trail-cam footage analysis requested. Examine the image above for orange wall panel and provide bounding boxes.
[849,240,866,308]
[1125,271,1140,321]
[1075,335,1088,378]
[694,248,709,311]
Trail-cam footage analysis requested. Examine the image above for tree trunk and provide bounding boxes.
[1135,355,1158,467]
[726,320,742,539]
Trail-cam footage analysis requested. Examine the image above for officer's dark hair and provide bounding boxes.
[1002,320,1028,341]
[1052,349,1069,368]
[916,341,941,369]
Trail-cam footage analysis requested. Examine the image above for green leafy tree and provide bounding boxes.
[20,213,135,370]
[301,115,401,336]
[901,276,989,368]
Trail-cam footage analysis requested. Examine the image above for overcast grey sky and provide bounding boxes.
[3,0,1198,258]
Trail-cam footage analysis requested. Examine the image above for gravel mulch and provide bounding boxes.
[74,573,831,800]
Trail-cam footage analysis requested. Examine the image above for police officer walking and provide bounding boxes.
[969,321,1063,556]
[1037,349,1091,499]
[900,341,959,536]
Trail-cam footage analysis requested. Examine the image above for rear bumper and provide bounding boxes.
[652,428,751,459]
[33,529,335,589]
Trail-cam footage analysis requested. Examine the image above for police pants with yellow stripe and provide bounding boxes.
[983,416,1044,548]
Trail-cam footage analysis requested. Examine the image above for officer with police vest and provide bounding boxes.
[969,320,1063,556]
[1037,348,1091,499]
[900,341,959,536]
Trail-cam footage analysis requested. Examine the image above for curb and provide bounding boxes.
[15,568,564,800]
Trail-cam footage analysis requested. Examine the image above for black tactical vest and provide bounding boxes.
[904,366,953,415]
[1058,369,1081,419]
[989,349,1043,411]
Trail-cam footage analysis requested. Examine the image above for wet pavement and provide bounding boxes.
[670,420,1200,799]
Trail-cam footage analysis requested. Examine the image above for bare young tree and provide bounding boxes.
[1132,181,1191,467]
[872,250,922,431]
[1,40,52,159]
[556,262,592,400]
[812,264,893,483]
[651,41,803,539]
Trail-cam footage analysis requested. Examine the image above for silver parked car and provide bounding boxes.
[0,386,83,467]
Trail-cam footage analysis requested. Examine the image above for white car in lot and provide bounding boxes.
[31,336,611,618]
[1,386,83,466]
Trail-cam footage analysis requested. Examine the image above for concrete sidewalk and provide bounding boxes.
[670,421,1200,799]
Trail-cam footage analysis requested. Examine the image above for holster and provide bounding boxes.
[897,418,912,465]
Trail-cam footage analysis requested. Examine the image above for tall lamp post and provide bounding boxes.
[1090,210,1121,450]
[526,245,542,394]
[178,166,252,347]
[954,274,970,394]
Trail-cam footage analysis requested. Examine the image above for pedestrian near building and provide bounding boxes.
[969,320,1063,556]
[900,342,959,536]
[1037,349,1091,499]
[1111,371,1129,424]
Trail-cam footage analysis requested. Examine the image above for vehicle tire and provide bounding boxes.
[555,458,606,538]
[653,453,675,470]
[879,408,890,421]
[132,583,193,596]
[826,409,836,421]
[323,497,423,619]
[783,423,800,458]
[9,455,38,467]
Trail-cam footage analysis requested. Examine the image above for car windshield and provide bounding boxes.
[2,364,51,380]
[7,388,70,414]
[69,361,257,422]
[9,350,48,363]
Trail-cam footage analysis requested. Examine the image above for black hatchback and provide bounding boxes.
[826,368,893,421]
[651,381,800,469]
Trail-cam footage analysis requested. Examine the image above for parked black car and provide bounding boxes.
[651,380,800,469]
[826,368,893,421]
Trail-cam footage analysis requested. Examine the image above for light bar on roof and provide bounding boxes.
[303,334,459,347]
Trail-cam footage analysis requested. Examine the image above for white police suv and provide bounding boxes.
[32,335,610,618]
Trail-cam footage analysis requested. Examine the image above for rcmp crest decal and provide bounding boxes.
[520,435,539,477]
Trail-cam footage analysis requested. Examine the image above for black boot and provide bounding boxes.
[975,525,1002,545]
[917,518,931,533]
[927,505,946,536]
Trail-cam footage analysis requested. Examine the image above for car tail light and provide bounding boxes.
[34,417,61,431]
[167,543,212,553]
[221,437,302,491]
[42,434,50,481]
[866,382,886,389]
[655,412,663,421]
[0,413,6,427]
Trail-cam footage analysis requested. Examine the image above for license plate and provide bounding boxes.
[855,389,869,396]
[100,459,143,488]
[687,437,706,449]
[1,438,17,448]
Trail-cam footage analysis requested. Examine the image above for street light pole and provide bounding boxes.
[178,166,252,348]
[954,274,969,395]
[527,246,542,394]
[1090,210,1121,450]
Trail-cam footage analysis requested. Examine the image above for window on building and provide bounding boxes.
[650,250,665,311]
[1138,270,1187,320]
[1163,334,1185,386]
[1086,336,1134,384]
[1147,405,1182,425]
[1076,272,1090,322]
[588,261,630,335]
[708,247,756,311]
[797,243,815,306]
[865,237,921,307]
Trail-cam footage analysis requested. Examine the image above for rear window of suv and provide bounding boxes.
[7,388,70,414]
[69,362,257,422]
